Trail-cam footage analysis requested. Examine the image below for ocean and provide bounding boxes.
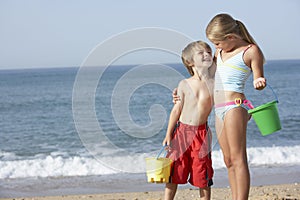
[0,60,300,197]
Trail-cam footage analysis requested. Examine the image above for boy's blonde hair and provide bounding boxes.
[206,13,265,62]
[181,41,212,76]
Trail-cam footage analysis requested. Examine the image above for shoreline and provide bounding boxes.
[0,183,299,200]
[0,165,299,199]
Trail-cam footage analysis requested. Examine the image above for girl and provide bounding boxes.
[206,13,266,199]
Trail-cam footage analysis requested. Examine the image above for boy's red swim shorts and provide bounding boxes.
[167,121,214,188]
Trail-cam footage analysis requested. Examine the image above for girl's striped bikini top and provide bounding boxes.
[215,45,252,94]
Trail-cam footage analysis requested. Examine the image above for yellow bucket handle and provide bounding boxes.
[156,145,168,159]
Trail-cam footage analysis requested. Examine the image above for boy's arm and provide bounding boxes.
[163,81,184,147]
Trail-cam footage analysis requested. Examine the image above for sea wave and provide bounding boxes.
[1,145,300,179]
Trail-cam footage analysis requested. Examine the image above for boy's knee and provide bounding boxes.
[199,187,211,200]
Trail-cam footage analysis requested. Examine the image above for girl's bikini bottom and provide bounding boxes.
[214,98,254,120]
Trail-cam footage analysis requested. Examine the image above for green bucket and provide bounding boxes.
[248,85,281,136]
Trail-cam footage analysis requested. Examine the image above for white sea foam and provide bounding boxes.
[0,145,299,179]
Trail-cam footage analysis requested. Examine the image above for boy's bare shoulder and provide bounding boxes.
[178,79,189,88]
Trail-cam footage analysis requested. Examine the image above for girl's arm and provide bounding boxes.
[172,87,180,104]
[245,45,266,90]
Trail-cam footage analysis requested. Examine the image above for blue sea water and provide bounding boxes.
[0,60,300,196]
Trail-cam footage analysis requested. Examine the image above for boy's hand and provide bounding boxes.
[172,88,181,104]
[162,136,172,151]
[253,77,266,90]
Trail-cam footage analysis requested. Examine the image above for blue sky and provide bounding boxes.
[1,0,300,69]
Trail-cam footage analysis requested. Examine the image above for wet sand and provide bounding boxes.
[0,183,299,200]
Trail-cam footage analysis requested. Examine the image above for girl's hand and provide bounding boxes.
[172,88,181,104]
[253,77,266,90]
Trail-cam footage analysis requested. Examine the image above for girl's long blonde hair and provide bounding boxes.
[206,13,265,62]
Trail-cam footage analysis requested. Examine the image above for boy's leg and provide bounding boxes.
[164,183,177,200]
[199,187,211,200]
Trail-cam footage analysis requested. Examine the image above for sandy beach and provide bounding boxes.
[1,165,299,200]
[0,183,299,200]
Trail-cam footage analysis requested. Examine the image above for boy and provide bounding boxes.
[162,41,215,200]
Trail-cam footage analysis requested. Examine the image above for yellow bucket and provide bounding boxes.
[145,157,172,183]
[145,146,173,183]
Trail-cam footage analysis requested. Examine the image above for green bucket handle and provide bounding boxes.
[249,84,281,136]
[266,84,279,103]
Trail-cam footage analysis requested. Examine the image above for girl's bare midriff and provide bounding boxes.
[214,90,247,104]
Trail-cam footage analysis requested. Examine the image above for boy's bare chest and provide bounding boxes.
[185,82,213,101]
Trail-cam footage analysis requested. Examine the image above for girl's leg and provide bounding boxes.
[199,187,211,200]
[215,115,237,198]
[222,107,250,200]
[164,183,177,200]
